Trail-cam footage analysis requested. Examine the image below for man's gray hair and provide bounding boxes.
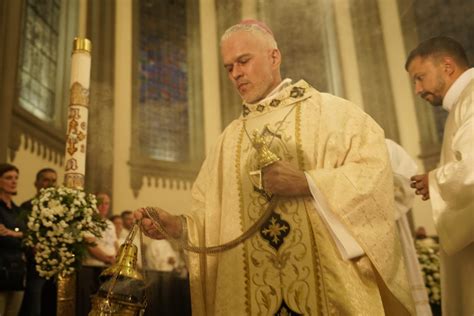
[221,23,278,49]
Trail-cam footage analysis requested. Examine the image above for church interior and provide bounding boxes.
[0,0,471,315]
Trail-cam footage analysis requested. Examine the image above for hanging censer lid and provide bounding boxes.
[89,224,147,316]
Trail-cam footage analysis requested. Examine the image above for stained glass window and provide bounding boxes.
[17,0,61,122]
[138,0,190,162]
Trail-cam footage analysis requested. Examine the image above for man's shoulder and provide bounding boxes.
[301,88,365,119]
[20,198,34,210]
[459,77,474,101]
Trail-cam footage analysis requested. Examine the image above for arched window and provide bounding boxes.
[130,0,204,195]
[9,0,78,163]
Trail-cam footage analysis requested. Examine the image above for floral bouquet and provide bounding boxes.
[25,186,107,279]
[415,238,441,306]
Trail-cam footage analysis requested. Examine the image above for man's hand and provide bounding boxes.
[410,173,430,200]
[134,207,182,240]
[262,161,311,196]
[103,255,116,265]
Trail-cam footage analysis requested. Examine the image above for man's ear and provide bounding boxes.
[442,56,456,76]
[271,49,281,67]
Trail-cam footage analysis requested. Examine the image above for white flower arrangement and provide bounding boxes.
[25,186,107,279]
[415,238,441,306]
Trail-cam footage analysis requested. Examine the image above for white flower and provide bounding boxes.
[25,186,106,280]
[415,238,441,305]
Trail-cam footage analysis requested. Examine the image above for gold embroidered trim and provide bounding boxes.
[236,125,252,314]
[295,103,305,170]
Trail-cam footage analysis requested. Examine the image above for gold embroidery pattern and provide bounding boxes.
[238,82,321,315]
[270,99,281,107]
[295,105,327,315]
[243,120,313,315]
[304,201,327,316]
[236,124,252,315]
[290,86,305,98]
[70,81,89,107]
[260,212,290,250]
[294,104,305,171]
[275,300,302,316]
[243,104,251,117]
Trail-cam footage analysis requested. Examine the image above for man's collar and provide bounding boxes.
[241,79,313,118]
[443,68,473,111]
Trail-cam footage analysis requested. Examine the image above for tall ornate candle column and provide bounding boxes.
[57,37,92,316]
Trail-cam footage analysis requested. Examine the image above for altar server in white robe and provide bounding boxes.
[406,36,474,316]
[386,139,432,316]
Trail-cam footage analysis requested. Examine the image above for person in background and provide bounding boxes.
[144,239,189,316]
[76,192,117,316]
[19,168,57,316]
[145,239,181,273]
[120,210,134,241]
[406,36,473,315]
[415,226,428,240]
[385,139,432,315]
[0,163,25,316]
[110,215,124,244]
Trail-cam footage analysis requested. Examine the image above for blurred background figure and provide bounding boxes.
[76,192,117,316]
[110,214,124,243]
[386,139,432,315]
[145,239,182,273]
[144,239,190,316]
[0,163,25,316]
[19,168,57,316]
[416,226,428,240]
[119,210,134,240]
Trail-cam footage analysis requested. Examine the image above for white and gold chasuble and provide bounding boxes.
[186,81,415,315]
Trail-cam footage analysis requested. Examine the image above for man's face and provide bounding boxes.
[112,217,123,233]
[408,56,448,106]
[35,171,57,192]
[122,213,134,230]
[0,170,19,195]
[221,31,280,104]
[96,193,110,218]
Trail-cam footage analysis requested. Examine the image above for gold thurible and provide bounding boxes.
[89,225,146,315]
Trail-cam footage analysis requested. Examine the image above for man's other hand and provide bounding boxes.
[410,173,430,200]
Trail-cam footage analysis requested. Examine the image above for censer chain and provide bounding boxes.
[144,197,279,254]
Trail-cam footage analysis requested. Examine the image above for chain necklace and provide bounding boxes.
[144,102,300,255]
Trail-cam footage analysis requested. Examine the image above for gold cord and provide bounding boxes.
[143,196,279,254]
[142,102,299,255]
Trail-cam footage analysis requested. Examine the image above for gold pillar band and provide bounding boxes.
[73,37,92,53]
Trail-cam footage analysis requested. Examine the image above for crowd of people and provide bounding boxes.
[0,166,188,316]
[0,20,471,316]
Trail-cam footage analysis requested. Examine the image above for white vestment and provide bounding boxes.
[386,139,432,316]
[429,68,474,316]
[185,80,415,315]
